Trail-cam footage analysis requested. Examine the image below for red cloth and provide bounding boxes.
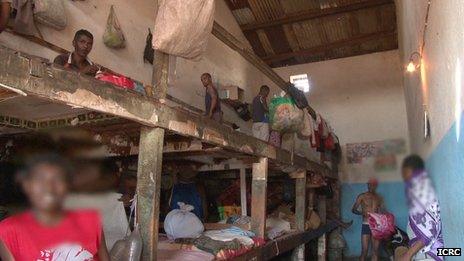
[96,72,135,90]
[0,210,102,261]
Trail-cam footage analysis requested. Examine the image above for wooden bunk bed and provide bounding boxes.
[0,22,339,260]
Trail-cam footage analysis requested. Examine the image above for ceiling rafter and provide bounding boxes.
[262,29,397,63]
[240,0,394,32]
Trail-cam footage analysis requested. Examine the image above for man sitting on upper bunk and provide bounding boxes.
[53,29,100,77]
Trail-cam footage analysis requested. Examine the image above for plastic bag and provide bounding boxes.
[368,212,396,240]
[143,28,154,64]
[164,202,204,240]
[269,96,304,133]
[153,0,215,59]
[110,196,142,261]
[110,226,142,261]
[103,5,126,49]
[33,0,67,30]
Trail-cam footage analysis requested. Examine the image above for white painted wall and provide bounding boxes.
[0,0,274,133]
[396,0,464,251]
[396,0,464,157]
[274,50,409,183]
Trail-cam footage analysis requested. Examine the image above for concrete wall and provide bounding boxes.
[0,0,274,133]
[274,50,409,256]
[396,0,464,255]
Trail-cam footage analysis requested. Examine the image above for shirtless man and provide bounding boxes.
[352,178,384,261]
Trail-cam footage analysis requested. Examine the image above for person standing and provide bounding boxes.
[0,154,109,260]
[398,155,444,261]
[252,85,270,141]
[201,73,223,122]
[351,178,384,261]
[53,29,100,77]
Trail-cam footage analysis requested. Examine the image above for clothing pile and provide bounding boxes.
[174,226,262,260]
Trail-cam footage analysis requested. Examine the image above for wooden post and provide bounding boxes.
[251,157,268,238]
[317,196,327,261]
[152,50,169,100]
[292,171,307,261]
[136,127,164,261]
[240,167,247,216]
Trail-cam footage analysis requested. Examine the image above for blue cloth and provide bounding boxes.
[222,226,255,237]
[205,87,221,114]
[170,183,203,219]
[252,95,268,123]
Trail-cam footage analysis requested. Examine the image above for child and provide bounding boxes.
[0,154,109,260]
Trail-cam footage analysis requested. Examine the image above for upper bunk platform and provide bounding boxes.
[0,45,334,177]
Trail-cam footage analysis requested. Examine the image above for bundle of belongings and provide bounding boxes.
[269,92,341,163]
[162,203,263,260]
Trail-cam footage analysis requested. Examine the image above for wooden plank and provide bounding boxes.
[240,167,247,216]
[136,127,164,261]
[317,196,327,261]
[0,46,331,175]
[251,157,268,238]
[234,221,339,261]
[240,0,394,31]
[159,222,251,231]
[263,29,397,63]
[292,172,307,261]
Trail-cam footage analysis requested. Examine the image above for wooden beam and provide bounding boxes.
[251,157,268,238]
[240,167,247,216]
[263,29,397,63]
[136,127,164,261]
[211,22,318,119]
[241,0,394,31]
[292,171,307,261]
[0,46,331,175]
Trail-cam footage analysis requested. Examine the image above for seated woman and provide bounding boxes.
[0,154,109,260]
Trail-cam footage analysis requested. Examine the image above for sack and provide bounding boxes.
[286,84,309,109]
[103,5,126,49]
[306,210,321,230]
[368,212,396,240]
[143,28,155,64]
[269,96,304,133]
[110,226,143,261]
[153,0,215,59]
[164,202,204,240]
[33,0,67,30]
[96,72,134,90]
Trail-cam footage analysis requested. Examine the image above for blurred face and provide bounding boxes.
[262,88,270,98]
[23,163,68,212]
[402,167,413,181]
[367,182,377,192]
[201,74,212,87]
[73,35,93,57]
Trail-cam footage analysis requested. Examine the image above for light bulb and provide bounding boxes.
[407,61,416,72]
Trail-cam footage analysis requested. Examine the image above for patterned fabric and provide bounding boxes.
[406,171,444,261]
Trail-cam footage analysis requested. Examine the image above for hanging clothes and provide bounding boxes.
[11,0,35,35]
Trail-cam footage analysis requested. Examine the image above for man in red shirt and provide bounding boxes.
[0,154,110,260]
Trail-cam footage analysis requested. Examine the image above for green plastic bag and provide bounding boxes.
[103,5,126,49]
[270,96,304,133]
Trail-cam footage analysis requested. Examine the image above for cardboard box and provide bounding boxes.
[219,85,244,101]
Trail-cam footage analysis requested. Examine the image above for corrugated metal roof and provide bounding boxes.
[225,0,398,67]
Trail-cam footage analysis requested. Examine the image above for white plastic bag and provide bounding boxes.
[153,0,215,60]
[33,0,67,30]
[164,202,204,240]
